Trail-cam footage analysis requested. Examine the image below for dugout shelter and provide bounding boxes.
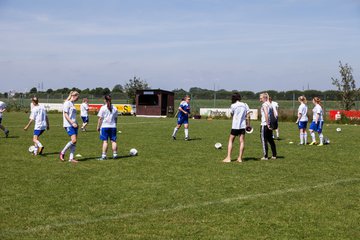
[135,89,174,117]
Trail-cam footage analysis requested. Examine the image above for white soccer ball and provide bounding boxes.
[214,142,222,149]
[129,148,138,156]
[28,145,35,153]
[336,127,342,132]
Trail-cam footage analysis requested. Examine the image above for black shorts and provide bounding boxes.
[230,129,245,136]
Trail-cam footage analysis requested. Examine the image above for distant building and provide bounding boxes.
[135,89,174,117]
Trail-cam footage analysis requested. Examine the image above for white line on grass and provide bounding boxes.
[2,178,359,236]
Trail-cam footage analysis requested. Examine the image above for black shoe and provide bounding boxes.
[172,136,176,140]
[38,147,44,155]
[5,130,9,138]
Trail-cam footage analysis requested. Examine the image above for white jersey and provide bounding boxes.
[0,101,5,118]
[30,105,47,130]
[271,101,279,117]
[312,104,323,122]
[261,102,272,126]
[63,101,77,127]
[80,103,89,117]
[97,105,118,128]
[230,101,250,129]
[298,103,308,122]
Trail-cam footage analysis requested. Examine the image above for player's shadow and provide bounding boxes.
[243,156,285,162]
[79,155,133,161]
[3,136,19,139]
[42,152,60,157]
[187,137,202,141]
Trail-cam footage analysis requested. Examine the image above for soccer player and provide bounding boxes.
[222,93,251,163]
[172,95,191,140]
[309,97,324,146]
[97,95,118,160]
[259,93,277,160]
[60,91,80,163]
[269,97,279,139]
[80,98,89,131]
[295,96,308,145]
[24,97,49,155]
[0,101,9,138]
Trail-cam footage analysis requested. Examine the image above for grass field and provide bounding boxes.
[1,112,359,239]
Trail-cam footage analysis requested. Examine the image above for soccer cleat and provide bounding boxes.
[271,156,277,160]
[5,130,9,138]
[113,155,118,159]
[309,141,317,146]
[97,157,107,161]
[59,152,65,161]
[38,147,44,155]
[317,143,324,147]
[185,137,189,141]
[172,135,176,140]
[261,157,269,161]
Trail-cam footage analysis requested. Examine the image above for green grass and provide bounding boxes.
[0,112,359,239]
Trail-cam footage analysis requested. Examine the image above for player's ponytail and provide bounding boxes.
[313,97,321,105]
[298,95,307,104]
[105,95,112,113]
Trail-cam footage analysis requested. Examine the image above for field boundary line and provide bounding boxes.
[2,177,359,236]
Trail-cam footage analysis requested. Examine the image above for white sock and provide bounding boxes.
[304,133,307,145]
[319,133,323,144]
[184,128,189,138]
[62,141,72,154]
[276,130,279,138]
[102,152,106,158]
[69,143,76,160]
[34,146,38,155]
[311,132,316,142]
[172,127,178,137]
[300,133,304,144]
[35,140,43,148]
[113,151,117,158]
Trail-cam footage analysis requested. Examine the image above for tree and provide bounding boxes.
[124,76,149,104]
[29,87,37,94]
[112,84,124,93]
[332,61,359,110]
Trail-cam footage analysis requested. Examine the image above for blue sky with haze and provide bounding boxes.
[0,0,359,92]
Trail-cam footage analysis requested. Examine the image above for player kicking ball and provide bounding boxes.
[24,97,49,155]
[172,96,191,141]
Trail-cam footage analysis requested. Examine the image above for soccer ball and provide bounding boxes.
[129,148,138,156]
[214,142,222,149]
[28,145,35,153]
[245,126,253,134]
[336,127,342,132]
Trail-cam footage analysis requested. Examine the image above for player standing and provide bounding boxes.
[222,93,251,163]
[309,97,324,146]
[259,93,277,160]
[172,96,191,140]
[80,98,89,131]
[0,101,9,138]
[295,96,308,145]
[24,97,49,155]
[97,95,118,160]
[60,91,80,162]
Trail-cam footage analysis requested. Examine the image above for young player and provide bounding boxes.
[269,97,279,139]
[60,91,80,163]
[309,97,324,146]
[222,93,251,163]
[97,95,118,160]
[295,96,308,145]
[172,96,191,140]
[259,93,277,160]
[24,97,49,155]
[80,98,89,131]
[0,101,9,138]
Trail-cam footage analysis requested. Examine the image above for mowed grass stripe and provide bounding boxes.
[2,177,358,236]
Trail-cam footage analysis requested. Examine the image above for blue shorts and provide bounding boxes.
[298,121,308,129]
[34,129,45,136]
[177,116,189,125]
[65,126,78,136]
[81,116,89,123]
[310,121,324,133]
[100,128,117,141]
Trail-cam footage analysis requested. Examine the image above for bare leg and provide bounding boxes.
[237,134,245,162]
[223,135,235,162]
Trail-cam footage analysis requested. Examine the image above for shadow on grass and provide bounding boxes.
[186,137,202,141]
[3,136,20,139]
[79,155,134,161]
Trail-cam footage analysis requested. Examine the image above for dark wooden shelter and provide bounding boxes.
[135,89,174,117]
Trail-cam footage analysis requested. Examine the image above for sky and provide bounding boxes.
[0,0,360,93]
